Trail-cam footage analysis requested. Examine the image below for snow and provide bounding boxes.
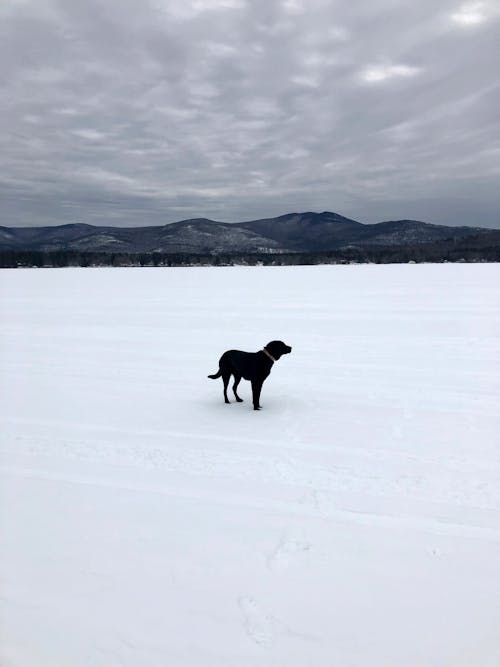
[1,263,499,667]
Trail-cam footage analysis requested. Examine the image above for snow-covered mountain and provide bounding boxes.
[0,211,494,254]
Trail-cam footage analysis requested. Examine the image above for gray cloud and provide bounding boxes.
[1,0,499,227]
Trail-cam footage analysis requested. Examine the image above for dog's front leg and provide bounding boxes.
[251,380,263,410]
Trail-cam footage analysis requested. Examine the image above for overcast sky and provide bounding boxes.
[2,0,499,228]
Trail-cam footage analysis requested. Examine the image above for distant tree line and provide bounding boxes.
[1,234,499,268]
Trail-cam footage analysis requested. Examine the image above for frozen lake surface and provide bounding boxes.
[1,264,499,667]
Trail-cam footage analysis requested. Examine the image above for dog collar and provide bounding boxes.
[262,348,276,363]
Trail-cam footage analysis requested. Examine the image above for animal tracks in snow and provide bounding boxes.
[238,593,319,649]
[267,537,312,571]
[238,596,277,648]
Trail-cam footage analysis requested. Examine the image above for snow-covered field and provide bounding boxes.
[1,264,499,667]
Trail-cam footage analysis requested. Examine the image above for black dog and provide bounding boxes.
[208,341,292,410]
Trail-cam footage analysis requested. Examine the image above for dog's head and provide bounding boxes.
[265,340,292,360]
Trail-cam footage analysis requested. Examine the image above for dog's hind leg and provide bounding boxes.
[251,379,264,410]
[233,375,243,402]
[222,371,231,404]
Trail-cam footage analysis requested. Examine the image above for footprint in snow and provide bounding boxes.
[427,546,443,558]
[267,537,312,570]
[238,596,277,647]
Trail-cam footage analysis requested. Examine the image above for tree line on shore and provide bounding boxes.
[1,234,499,268]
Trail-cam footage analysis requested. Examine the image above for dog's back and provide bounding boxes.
[219,350,255,380]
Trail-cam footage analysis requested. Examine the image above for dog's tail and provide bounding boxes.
[207,369,222,379]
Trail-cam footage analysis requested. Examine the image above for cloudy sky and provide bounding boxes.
[2,0,499,228]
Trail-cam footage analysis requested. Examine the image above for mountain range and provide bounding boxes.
[0,211,497,255]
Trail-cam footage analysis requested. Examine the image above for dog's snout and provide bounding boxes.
[287,346,292,353]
